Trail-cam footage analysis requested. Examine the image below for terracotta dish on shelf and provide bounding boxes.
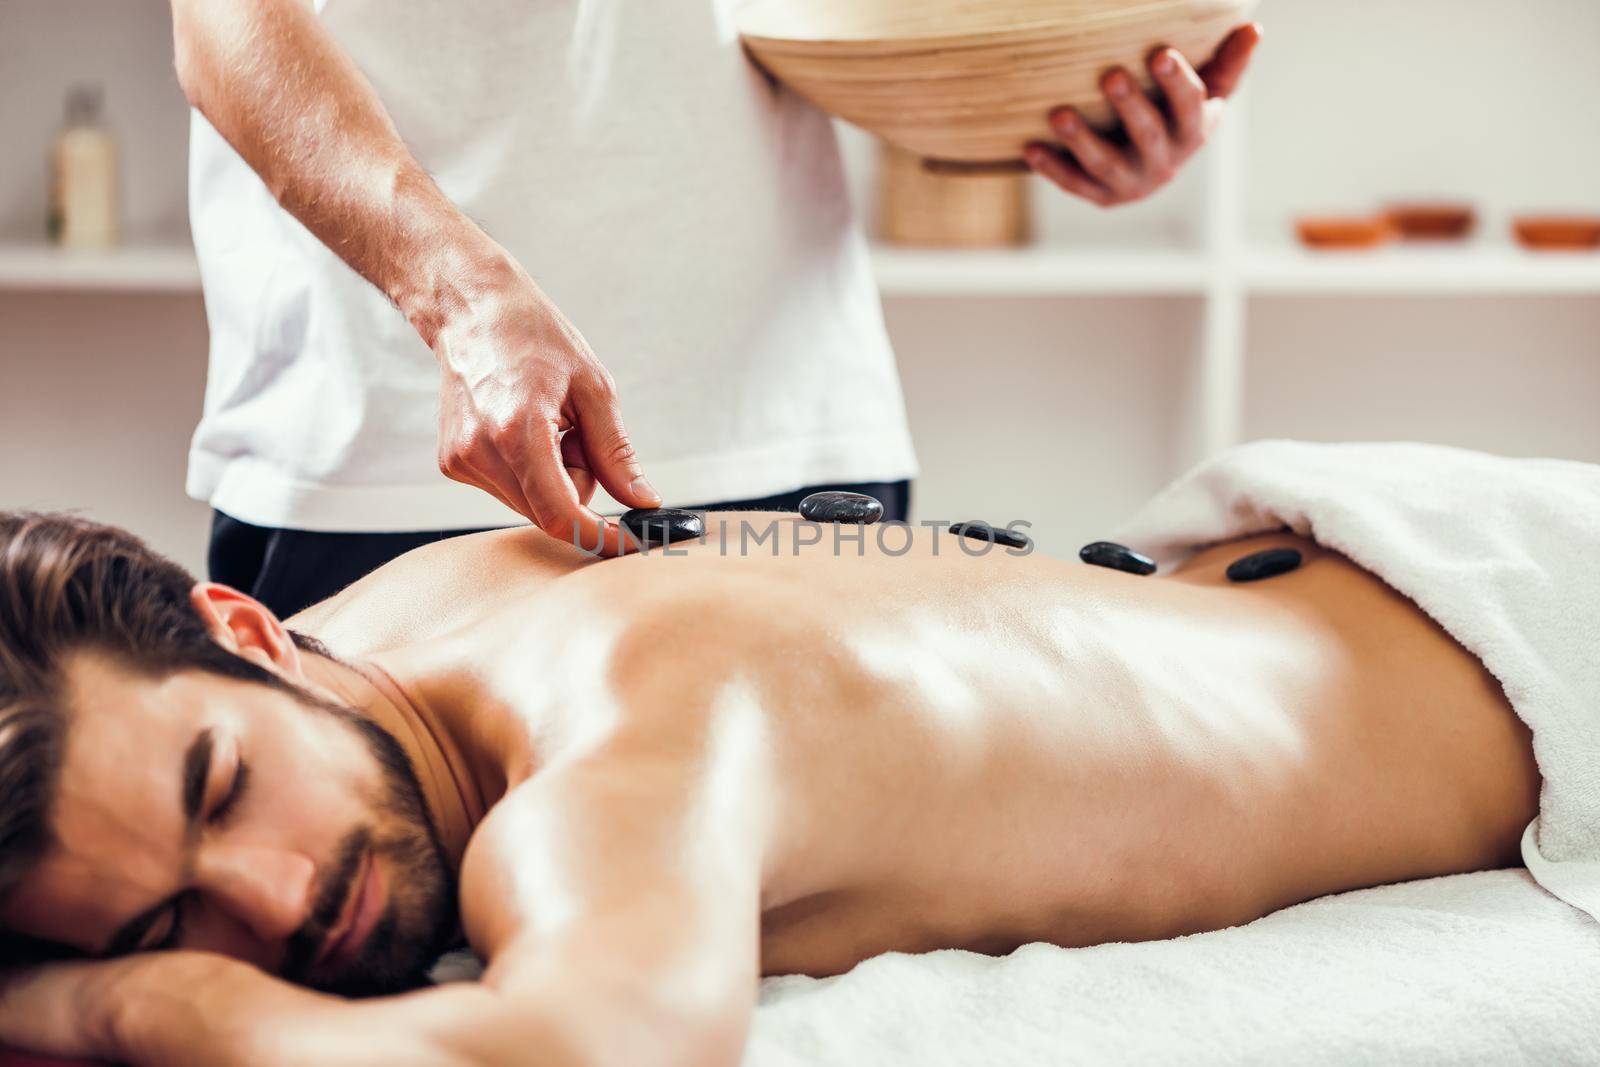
[1385,202,1476,240]
[1295,215,1396,250]
[736,0,1258,165]
[1512,216,1600,251]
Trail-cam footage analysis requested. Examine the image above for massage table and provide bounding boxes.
[8,868,1594,1066]
[741,869,1600,1065]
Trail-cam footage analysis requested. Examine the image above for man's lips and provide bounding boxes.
[313,851,384,973]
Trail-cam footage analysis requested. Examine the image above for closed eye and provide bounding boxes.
[147,895,191,952]
[124,887,196,955]
[210,759,250,827]
[144,760,246,953]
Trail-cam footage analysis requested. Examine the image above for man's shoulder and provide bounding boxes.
[289,527,590,656]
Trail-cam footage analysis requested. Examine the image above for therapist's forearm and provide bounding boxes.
[170,0,665,540]
[169,0,506,347]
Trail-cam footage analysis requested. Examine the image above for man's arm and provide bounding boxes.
[454,755,766,1067]
[169,0,659,551]
[0,953,523,1067]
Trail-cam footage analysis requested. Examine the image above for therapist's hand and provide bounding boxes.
[1025,23,1262,207]
[431,254,661,555]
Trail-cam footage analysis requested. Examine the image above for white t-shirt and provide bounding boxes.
[187,0,917,532]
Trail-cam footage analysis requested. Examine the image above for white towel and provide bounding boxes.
[742,870,1600,1067]
[436,870,1600,1064]
[1111,440,1600,920]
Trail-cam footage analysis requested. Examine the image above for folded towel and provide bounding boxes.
[1112,440,1600,920]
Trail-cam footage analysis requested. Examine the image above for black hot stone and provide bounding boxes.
[1225,547,1302,583]
[619,507,703,547]
[951,521,1032,551]
[798,491,884,525]
[1078,541,1157,576]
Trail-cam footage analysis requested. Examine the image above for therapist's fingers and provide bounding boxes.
[1150,46,1210,150]
[570,370,661,511]
[1102,67,1173,181]
[1198,23,1262,100]
[560,430,598,507]
[515,417,626,554]
[450,428,589,540]
[488,428,618,551]
[1047,107,1138,198]
[437,414,538,521]
[475,442,561,526]
[1024,143,1115,206]
[462,451,536,520]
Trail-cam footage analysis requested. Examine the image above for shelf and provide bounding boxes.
[0,239,1212,297]
[1241,240,1600,295]
[870,244,1210,296]
[6,238,1597,300]
[0,241,201,292]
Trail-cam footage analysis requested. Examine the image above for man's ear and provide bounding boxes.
[188,582,306,681]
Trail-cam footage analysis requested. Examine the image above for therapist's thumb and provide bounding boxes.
[575,371,661,509]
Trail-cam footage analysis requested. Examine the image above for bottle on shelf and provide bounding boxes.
[48,84,120,249]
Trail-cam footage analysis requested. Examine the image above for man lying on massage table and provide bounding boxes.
[0,508,1538,1067]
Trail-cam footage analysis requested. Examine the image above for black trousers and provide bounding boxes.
[209,479,911,619]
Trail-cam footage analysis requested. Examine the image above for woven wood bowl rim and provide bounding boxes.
[735,0,1218,45]
[742,19,1178,53]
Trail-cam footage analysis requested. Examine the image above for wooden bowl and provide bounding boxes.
[878,142,1031,247]
[738,0,1258,165]
[1512,216,1600,251]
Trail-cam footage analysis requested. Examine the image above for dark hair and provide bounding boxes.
[0,511,328,919]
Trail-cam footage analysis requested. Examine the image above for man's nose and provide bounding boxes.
[195,844,318,943]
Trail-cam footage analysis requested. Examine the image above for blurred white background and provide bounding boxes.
[2,0,1598,571]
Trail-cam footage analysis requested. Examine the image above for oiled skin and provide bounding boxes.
[294,514,1540,980]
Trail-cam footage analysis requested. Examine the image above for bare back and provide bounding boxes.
[290,516,1540,977]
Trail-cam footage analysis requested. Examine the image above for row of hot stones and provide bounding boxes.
[620,492,1302,583]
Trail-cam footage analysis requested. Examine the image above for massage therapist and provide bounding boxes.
[171,0,1259,616]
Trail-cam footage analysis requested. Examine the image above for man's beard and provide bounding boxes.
[279,703,459,998]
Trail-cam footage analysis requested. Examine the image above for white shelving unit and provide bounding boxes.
[869,240,1600,300]
[853,90,1600,464]
[1240,241,1600,296]
[10,232,1599,298]
[871,244,1210,296]
[0,240,200,291]
[6,87,1597,472]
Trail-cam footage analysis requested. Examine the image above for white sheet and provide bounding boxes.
[742,870,1600,1066]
